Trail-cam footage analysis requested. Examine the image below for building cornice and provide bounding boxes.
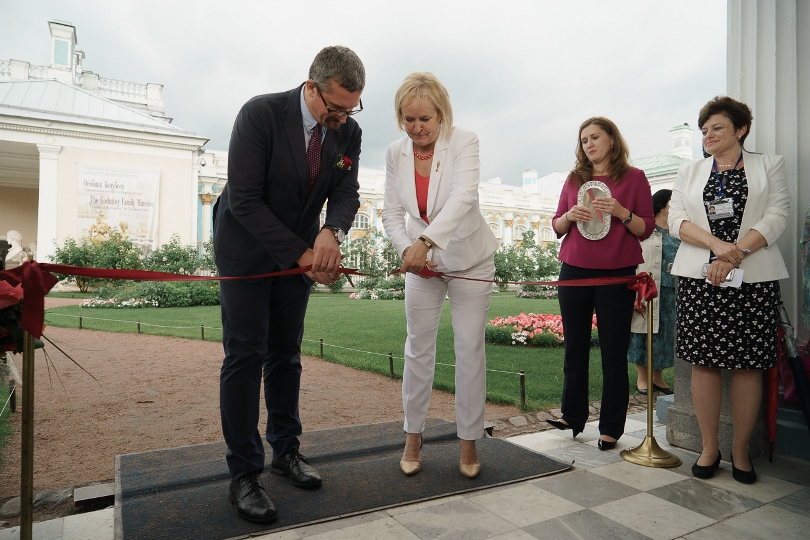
[0,121,206,151]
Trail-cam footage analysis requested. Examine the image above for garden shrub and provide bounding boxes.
[326,275,347,294]
[51,231,143,291]
[55,234,220,308]
[88,281,220,308]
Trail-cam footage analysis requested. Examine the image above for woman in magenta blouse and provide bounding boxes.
[547,117,654,449]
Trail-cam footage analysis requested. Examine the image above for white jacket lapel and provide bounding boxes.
[426,135,449,218]
[399,139,420,219]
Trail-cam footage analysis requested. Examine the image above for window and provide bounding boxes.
[542,227,553,241]
[353,213,370,230]
[514,226,527,241]
[319,210,326,228]
[489,223,501,238]
[53,39,70,66]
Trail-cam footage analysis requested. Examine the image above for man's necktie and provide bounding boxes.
[306,124,322,198]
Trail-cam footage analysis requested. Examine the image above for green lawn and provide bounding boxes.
[42,292,669,410]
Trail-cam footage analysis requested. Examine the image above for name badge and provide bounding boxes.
[706,197,734,220]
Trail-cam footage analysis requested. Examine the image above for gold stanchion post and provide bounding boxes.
[20,330,35,539]
[620,287,681,468]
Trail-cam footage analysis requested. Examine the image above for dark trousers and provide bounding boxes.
[557,263,635,439]
[219,275,311,481]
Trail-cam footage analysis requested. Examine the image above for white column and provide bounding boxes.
[503,219,513,245]
[199,193,216,244]
[36,144,62,264]
[728,0,807,337]
[191,158,201,246]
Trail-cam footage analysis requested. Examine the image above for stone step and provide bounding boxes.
[775,401,810,460]
[73,483,114,512]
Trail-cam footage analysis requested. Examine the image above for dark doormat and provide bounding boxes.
[115,419,572,540]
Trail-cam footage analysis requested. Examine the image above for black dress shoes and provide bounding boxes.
[691,452,722,479]
[597,438,617,451]
[229,472,278,524]
[637,387,648,396]
[731,454,757,484]
[270,449,322,488]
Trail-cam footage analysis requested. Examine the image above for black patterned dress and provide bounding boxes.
[676,167,781,369]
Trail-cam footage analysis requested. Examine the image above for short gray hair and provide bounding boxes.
[308,46,365,93]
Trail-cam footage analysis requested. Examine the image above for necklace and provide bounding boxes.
[413,147,434,160]
[715,149,743,167]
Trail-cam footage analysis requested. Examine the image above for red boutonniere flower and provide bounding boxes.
[335,152,352,171]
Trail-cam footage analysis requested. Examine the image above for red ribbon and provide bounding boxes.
[399,267,657,301]
[0,261,374,338]
[0,261,657,339]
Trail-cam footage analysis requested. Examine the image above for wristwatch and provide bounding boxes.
[322,225,346,244]
[622,212,633,225]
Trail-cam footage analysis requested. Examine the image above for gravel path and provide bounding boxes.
[1,298,522,499]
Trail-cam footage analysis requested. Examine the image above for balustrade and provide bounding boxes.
[99,77,147,101]
[28,65,49,79]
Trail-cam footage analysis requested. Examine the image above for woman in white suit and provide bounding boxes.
[669,96,790,484]
[382,72,499,479]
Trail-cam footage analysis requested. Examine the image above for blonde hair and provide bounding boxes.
[394,72,453,140]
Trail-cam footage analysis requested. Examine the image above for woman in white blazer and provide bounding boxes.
[669,96,790,485]
[382,72,499,479]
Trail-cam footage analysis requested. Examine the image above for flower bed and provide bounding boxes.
[81,298,158,309]
[516,286,558,300]
[349,288,404,300]
[486,312,598,347]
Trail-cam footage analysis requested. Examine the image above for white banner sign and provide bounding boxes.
[78,164,160,248]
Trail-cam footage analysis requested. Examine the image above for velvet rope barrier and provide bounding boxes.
[0,260,657,339]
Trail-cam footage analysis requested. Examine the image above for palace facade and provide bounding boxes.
[1,20,692,265]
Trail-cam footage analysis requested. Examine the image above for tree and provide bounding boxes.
[50,232,143,292]
[50,237,95,292]
[342,228,399,290]
[143,234,201,274]
[493,244,518,292]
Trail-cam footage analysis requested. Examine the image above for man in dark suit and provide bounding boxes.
[213,46,364,524]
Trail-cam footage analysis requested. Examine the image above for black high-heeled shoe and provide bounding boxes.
[653,384,674,395]
[546,419,570,431]
[731,454,757,484]
[597,438,617,451]
[691,451,721,479]
[545,419,581,438]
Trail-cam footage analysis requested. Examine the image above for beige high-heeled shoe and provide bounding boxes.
[400,433,423,476]
[459,462,481,479]
[459,439,481,479]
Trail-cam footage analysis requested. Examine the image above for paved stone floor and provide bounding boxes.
[2,411,808,539]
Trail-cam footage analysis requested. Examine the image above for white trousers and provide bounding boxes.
[402,253,495,440]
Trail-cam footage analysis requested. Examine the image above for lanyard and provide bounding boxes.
[712,151,743,197]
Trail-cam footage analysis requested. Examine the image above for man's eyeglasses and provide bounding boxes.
[316,86,363,117]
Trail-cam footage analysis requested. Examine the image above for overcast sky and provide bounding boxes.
[1,0,727,185]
